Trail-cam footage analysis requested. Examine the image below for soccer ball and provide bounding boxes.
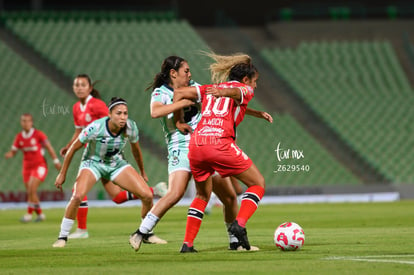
[274,222,305,251]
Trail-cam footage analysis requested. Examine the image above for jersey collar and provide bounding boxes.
[21,128,35,139]
[80,95,93,112]
[105,117,125,138]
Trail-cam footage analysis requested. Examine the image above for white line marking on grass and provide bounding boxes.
[323,255,414,265]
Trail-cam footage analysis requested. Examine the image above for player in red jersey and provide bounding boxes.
[61,74,166,241]
[4,113,61,222]
[173,53,266,252]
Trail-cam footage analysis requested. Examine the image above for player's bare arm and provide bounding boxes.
[55,138,84,191]
[246,108,273,123]
[172,106,193,135]
[130,141,148,182]
[60,128,82,157]
[4,148,17,159]
[206,87,242,101]
[172,86,198,102]
[150,100,194,119]
[43,140,62,170]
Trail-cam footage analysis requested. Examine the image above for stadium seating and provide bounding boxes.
[262,41,414,183]
[236,100,360,186]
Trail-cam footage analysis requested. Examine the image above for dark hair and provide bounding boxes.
[146,56,186,91]
[108,97,127,111]
[76,74,102,99]
[228,63,258,82]
[21,113,33,119]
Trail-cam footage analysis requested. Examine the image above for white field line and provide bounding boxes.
[324,255,414,265]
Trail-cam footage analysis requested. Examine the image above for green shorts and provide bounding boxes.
[168,146,190,175]
[79,159,130,181]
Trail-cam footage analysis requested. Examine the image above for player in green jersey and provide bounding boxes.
[53,97,154,248]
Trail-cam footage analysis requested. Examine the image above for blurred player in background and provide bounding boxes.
[173,52,266,252]
[129,55,271,252]
[53,97,155,248]
[61,74,166,239]
[4,113,61,222]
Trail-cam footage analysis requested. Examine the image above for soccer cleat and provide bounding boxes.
[129,230,144,252]
[143,233,167,244]
[180,243,198,253]
[153,182,168,198]
[52,237,67,248]
[228,220,250,250]
[20,214,32,223]
[229,242,260,251]
[68,228,89,239]
[34,213,46,222]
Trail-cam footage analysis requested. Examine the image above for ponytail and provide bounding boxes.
[146,56,186,91]
[203,52,253,83]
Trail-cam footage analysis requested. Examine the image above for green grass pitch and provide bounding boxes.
[1,201,414,274]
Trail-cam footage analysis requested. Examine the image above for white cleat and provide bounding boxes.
[52,238,67,248]
[236,245,260,251]
[143,233,167,244]
[68,229,89,239]
[229,242,260,251]
[20,214,32,223]
[153,182,168,198]
[129,231,144,252]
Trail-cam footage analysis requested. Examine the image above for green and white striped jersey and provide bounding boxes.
[150,81,201,150]
[79,117,139,163]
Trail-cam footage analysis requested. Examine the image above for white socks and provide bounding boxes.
[139,212,160,234]
[58,217,75,238]
[226,223,238,243]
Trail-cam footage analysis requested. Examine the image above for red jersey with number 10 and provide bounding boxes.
[192,80,254,145]
[72,95,108,129]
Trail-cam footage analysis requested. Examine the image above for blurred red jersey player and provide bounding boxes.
[4,113,61,222]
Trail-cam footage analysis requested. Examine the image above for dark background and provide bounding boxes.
[0,0,413,25]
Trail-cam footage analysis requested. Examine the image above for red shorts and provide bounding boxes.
[22,164,48,183]
[188,141,252,182]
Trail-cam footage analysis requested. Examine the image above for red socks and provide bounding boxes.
[77,195,88,230]
[183,198,207,246]
[112,189,154,204]
[27,203,35,215]
[34,204,42,215]
[112,191,134,204]
[27,203,42,215]
[236,185,265,227]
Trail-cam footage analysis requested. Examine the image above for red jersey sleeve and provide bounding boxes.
[36,130,48,145]
[92,99,109,119]
[12,134,21,150]
[238,85,254,106]
[72,103,81,128]
[197,84,212,103]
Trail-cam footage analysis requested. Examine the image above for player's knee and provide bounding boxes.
[165,188,185,204]
[220,194,237,207]
[140,189,153,204]
[71,192,86,205]
[255,174,265,188]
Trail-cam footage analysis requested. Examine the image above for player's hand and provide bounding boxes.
[180,99,195,108]
[59,147,68,157]
[141,171,149,183]
[261,112,273,123]
[206,85,222,98]
[176,121,193,135]
[54,162,62,171]
[4,151,13,159]
[55,173,66,192]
